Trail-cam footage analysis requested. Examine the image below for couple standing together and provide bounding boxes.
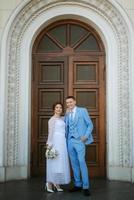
[46,96,93,196]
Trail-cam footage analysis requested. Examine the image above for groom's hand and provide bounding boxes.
[80,136,87,142]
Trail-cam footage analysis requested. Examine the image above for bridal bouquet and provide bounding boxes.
[45,146,58,159]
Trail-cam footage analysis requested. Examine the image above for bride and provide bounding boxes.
[45,102,70,192]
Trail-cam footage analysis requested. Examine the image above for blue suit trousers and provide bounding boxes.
[67,138,90,189]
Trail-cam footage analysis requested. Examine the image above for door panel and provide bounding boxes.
[74,62,98,84]
[70,55,105,177]
[31,56,68,176]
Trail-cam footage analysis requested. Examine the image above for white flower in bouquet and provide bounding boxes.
[45,146,58,159]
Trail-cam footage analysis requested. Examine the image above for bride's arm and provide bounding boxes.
[46,117,55,148]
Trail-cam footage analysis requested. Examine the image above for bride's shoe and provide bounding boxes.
[45,183,54,193]
[54,184,63,192]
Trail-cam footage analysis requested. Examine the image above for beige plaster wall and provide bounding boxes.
[0,0,134,41]
[0,0,22,39]
[115,0,134,27]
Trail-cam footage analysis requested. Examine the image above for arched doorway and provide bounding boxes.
[31,20,106,178]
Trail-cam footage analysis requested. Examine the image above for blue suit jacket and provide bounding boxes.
[65,107,94,145]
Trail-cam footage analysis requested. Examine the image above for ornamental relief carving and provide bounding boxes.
[6,0,130,166]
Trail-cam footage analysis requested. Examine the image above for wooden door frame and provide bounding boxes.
[31,19,106,177]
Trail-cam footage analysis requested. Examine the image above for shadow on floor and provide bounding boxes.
[0,178,134,200]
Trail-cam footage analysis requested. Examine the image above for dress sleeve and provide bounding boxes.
[46,117,55,147]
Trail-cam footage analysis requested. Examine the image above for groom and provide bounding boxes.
[65,96,93,196]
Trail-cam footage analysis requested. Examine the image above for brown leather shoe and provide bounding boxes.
[69,186,82,192]
[83,189,91,196]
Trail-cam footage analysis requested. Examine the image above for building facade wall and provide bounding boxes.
[0,0,134,182]
[0,0,134,39]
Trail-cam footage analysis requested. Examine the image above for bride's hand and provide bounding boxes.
[46,144,52,149]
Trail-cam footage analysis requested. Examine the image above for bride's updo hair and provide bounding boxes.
[52,102,64,111]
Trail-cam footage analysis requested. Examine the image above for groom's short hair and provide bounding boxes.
[66,96,76,100]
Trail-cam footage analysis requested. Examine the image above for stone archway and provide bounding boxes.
[0,0,134,182]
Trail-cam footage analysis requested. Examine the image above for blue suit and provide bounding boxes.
[65,106,93,189]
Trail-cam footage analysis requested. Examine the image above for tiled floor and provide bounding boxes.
[0,178,134,200]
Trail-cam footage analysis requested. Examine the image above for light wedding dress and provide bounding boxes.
[46,116,70,184]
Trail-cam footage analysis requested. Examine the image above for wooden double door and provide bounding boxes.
[31,20,106,178]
